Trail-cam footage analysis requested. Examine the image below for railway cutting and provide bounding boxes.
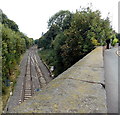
[4,46,52,113]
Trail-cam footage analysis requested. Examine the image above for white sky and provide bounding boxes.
[0,0,119,39]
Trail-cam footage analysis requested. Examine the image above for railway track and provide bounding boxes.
[24,54,33,101]
[4,46,52,113]
[32,54,47,88]
[19,47,48,103]
[19,53,33,103]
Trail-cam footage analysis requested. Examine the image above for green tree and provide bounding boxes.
[48,10,72,31]
[2,12,34,95]
[38,7,115,77]
[2,13,19,32]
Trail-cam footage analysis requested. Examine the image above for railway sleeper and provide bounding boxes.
[24,97,32,100]
[24,89,31,91]
[25,79,31,81]
[25,85,31,89]
[26,72,30,75]
[25,79,31,82]
[27,67,30,71]
[25,84,31,88]
[18,100,22,104]
[26,71,30,74]
[24,93,32,97]
[36,66,42,73]
[25,77,31,81]
[25,88,31,90]
[24,96,32,99]
[24,94,32,97]
[36,68,43,76]
[38,73,43,77]
[24,90,31,93]
[39,77,46,84]
[26,74,31,77]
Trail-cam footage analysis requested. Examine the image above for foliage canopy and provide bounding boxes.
[2,12,34,94]
[38,7,116,77]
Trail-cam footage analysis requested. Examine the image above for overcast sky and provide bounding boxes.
[0,0,119,39]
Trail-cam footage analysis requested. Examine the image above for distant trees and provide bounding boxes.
[38,25,60,49]
[38,10,72,49]
[38,7,115,77]
[2,12,34,94]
